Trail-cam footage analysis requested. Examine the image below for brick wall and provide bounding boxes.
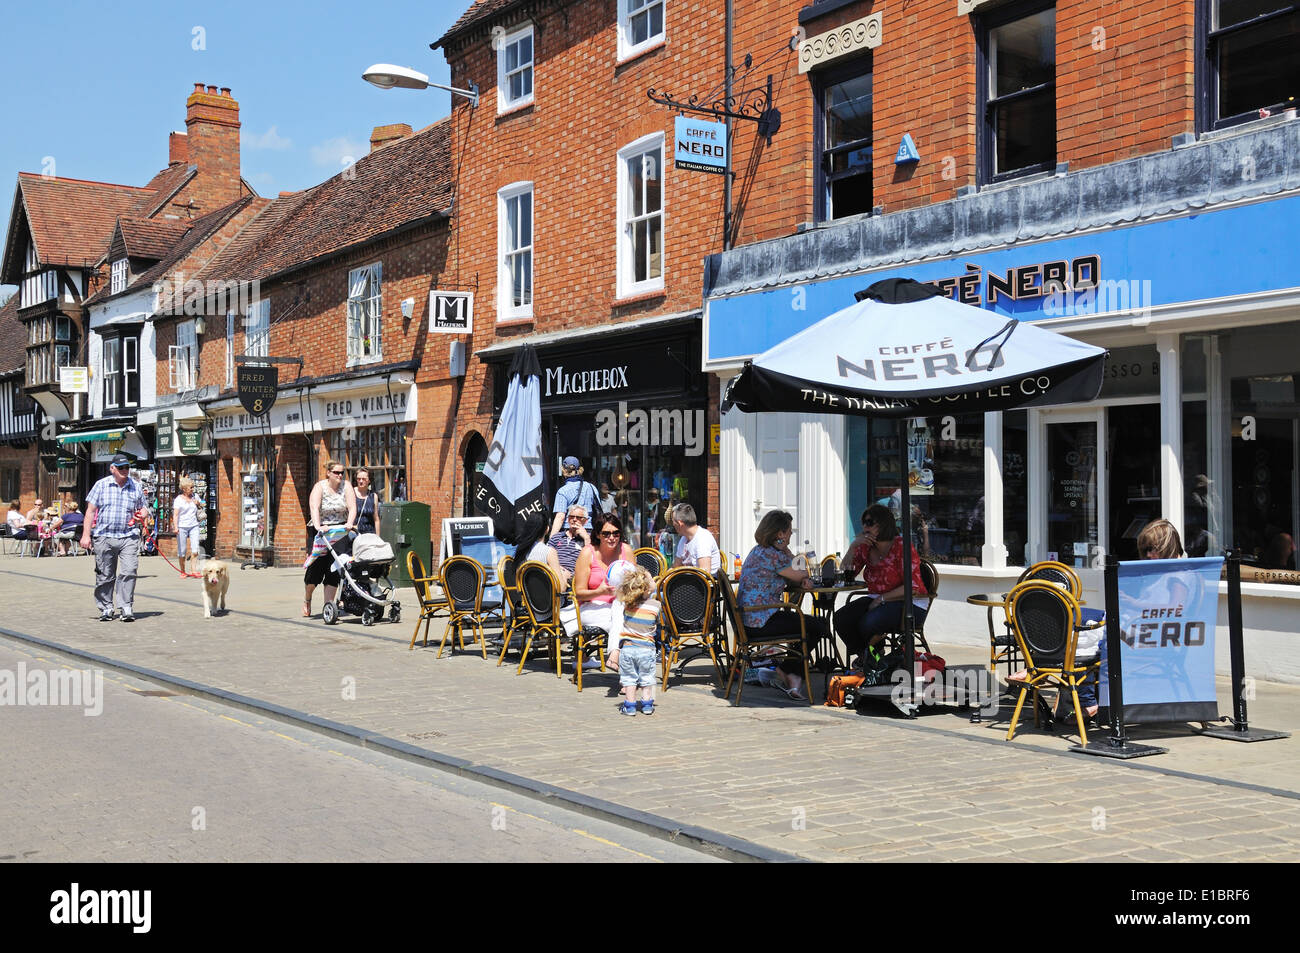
[0,444,40,515]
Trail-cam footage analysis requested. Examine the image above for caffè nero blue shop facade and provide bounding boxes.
[704,121,1300,681]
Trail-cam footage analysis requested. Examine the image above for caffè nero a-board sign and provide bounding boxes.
[237,365,278,417]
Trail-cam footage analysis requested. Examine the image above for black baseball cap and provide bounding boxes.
[109,453,133,468]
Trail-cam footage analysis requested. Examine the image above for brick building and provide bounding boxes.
[691,0,1300,666]
[165,119,454,565]
[427,0,775,549]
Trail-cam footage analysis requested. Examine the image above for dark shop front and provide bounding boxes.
[483,317,711,549]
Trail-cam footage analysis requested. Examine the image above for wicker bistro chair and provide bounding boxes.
[406,551,449,650]
[992,561,1084,673]
[495,555,534,666]
[1004,580,1101,745]
[657,567,721,690]
[633,546,668,579]
[514,561,568,678]
[716,571,814,706]
[1017,560,1083,598]
[437,555,497,659]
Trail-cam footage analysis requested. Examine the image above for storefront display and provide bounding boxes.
[483,318,711,546]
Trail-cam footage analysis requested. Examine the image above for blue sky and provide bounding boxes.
[1,0,465,277]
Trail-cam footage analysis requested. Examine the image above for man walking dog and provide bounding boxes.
[81,452,146,622]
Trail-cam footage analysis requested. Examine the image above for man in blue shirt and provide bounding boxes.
[548,456,600,537]
[81,453,147,622]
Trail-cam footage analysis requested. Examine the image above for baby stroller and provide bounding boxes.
[320,532,402,626]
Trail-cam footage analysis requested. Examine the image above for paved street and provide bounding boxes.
[3,554,1300,862]
[0,639,718,863]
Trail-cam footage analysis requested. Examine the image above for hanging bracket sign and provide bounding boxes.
[674,116,728,174]
[237,365,279,417]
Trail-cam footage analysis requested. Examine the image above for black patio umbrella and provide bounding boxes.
[722,278,1108,710]
[474,344,546,545]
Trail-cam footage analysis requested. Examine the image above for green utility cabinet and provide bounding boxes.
[379,501,431,589]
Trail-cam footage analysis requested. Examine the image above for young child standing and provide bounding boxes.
[605,565,661,716]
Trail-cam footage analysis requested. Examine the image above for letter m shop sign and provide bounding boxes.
[674,117,727,174]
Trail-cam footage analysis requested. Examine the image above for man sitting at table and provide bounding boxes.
[670,504,719,573]
[832,504,928,670]
[547,503,589,587]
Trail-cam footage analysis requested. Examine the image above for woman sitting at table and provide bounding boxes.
[736,510,827,700]
[562,512,635,637]
[832,504,928,670]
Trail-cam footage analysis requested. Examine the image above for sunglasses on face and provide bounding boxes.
[568,515,585,521]
[863,518,876,527]
[330,470,344,476]
[599,530,621,538]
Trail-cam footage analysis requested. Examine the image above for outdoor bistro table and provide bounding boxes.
[787,579,869,671]
[965,590,1100,724]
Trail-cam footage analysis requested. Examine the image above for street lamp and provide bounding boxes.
[362,64,478,107]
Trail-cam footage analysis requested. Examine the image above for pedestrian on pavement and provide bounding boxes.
[606,564,661,716]
[303,459,356,618]
[171,477,203,577]
[82,453,147,622]
[353,468,379,536]
[548,456,600,537]
[670,503,719,574]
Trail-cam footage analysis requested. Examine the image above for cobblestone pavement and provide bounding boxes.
[0,640,718,863]
[3,556,1299,861]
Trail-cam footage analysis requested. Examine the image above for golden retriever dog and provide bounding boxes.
[200,560,230,617]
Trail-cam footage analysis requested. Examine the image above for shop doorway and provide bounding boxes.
[462,431,486,519]
[1033,403,1163,566]
[1034,409,1105,569]
[756,413,799,532]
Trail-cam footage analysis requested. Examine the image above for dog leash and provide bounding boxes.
[132,506,198,579]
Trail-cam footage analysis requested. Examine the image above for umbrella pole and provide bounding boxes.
[899,417,916,714]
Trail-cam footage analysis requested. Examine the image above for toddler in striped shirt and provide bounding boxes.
[606,565,662,716]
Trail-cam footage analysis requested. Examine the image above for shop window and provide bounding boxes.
[1203,0,1300,129]
[1184,324,1300,572]
[498,183,533,320]
[617,135,664,298]
[1,467,18,502]
[618,0,665,60]
[57,461,78,491]
[979,1,1056,182]
[1003,411,1029,566]
[347,262,383,365]
[239,436,274,550]
[328,424,409,502]
[497,24,534,112]
[816,59,874,221]
[111,258,127,295]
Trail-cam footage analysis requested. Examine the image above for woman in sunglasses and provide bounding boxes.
[563,513,635,637]
[832,504,928,669]
[303,460,356,618]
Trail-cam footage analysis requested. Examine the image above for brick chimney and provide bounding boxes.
[168,131,189,165]
[370,123,413,153]
[185,83,242,209]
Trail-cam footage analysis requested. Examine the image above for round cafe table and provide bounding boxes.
[787,579,870,671]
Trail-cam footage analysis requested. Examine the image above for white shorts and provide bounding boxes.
[177,525,201,559]
[560,602,613,637]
